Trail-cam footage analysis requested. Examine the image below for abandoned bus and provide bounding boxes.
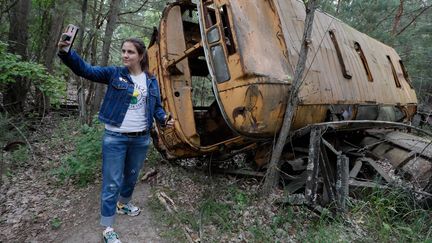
[147,0,418,162]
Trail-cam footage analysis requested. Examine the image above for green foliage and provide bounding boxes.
[351,188,432,242]
[0,41,66,106]
[145,142,163,167]
[146,189,186,241]
[192,76,214,107]
[53,121,103,187]
[50,217,62,230]
[9,145,30,167]
[200,199,233,231]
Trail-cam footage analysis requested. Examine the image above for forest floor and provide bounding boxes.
[0,113,168,242]
[1,112,431,242]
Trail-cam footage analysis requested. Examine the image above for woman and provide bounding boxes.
[58,37,172,243]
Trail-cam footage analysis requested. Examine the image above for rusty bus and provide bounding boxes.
[147,0,431,194]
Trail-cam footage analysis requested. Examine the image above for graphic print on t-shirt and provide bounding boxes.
[129,83,146,110]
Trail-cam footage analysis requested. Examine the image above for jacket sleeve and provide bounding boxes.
[153,79,167,125]
[58,50,116,84]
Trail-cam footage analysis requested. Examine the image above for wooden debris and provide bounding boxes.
[349,159,363,178]
[368,130,432,159]
[305,127,321,205]
[141,168,158,182]
[284,171,308,194]
[360,157,392,183]
[213,168,266,178]
[336,154,349,212]
[349,179,388,189]
[319,143,336,204]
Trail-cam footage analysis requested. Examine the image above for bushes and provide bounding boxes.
[351,188,432,242]
[0,41,66,106]
[54,122,103,187]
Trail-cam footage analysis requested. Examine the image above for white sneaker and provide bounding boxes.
[103,227,121,243]
[116,202,141,216]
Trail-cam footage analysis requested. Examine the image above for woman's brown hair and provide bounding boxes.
[121,38,149,75]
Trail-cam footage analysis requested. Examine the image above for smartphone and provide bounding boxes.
[59,24,79,53]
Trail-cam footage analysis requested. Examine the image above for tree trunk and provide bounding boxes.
[261,0,319,195]
[85,16,100,125]
[76,0,89,123]
[35,0,67,115]
[392,0,404,35]
[3,0,31,114]
[335,0,341,14]
[88,0,122,125]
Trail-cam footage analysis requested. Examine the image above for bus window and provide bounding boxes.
[387,55,401,88]
[329,30,352,79]
[220,5,236,55]
[354,42,373,82]
[207,26,220,44]
[203,2,216,28]
[399,60,413,88]
[211,45,230,82]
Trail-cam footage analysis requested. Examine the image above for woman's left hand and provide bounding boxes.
[164,113,174,128]
[166,118,174,127]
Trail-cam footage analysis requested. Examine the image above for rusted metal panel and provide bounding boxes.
[217,82,289,137]
[362,130,432,188]
[205,0,418,138]
[226,0,292,81]
[280,0,416,106]
[162,5,199,146]
[291,105,329,130]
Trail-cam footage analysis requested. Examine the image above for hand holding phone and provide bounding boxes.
[58,24,79,53]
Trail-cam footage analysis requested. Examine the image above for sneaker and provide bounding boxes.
[103,227,121,243]
[116,202,141,216]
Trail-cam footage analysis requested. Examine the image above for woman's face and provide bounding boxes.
[121,41,143,71]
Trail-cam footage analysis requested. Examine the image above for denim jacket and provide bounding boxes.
[58,50,166,129]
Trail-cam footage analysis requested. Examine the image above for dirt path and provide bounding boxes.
[50,182,167,243]
[1,172,167,243]
[1,115,170,243]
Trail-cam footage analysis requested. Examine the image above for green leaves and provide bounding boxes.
[0,41,66,105]
[53,121,103,187]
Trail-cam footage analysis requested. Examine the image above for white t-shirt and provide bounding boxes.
[105,72,148,132]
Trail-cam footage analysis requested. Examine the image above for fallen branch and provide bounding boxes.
[156,191,198,242]
[141,168,158,182]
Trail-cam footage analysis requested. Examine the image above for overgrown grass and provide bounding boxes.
[350,188,432,242]
[145,142,163,167]
[147,188,186,241]
[52,120,103,187]
[149,169,432,242]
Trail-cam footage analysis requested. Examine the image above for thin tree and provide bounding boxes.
[88,0,122,124]
[76,0,89,123]
[262,0,319,195]
[392,0,404,35]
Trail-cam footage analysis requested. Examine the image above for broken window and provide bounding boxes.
[387,55,401,88]
[202,2,216,28]
[354,42,373,82]
[219,5,236,55]
[399,60,413,88]
[207,26,220,44]
[329,30,352,79]
[200,1,230,83]
[210,45,230,82]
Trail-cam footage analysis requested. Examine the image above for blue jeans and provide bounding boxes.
[100,129,150,227]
